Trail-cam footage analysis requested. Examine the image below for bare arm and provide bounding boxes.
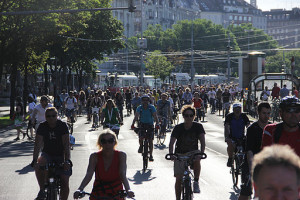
[199,133,206,153]
[62,134,70,161]
[132,111,140,126]
[169,137,177,154]
[119,152,131,192]
[247,151,254,173]
[33,135,43,161]
[77,153,98,191]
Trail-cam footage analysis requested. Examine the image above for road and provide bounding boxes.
[0,108,243,200]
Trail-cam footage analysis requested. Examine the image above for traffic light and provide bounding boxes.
[128,0,136,12]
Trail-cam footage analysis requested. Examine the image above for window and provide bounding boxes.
[224,0,226,3]
[229,15,233,20]
[234,16,238,20]
[248,16,252,21]
[244,16,247,21]
[239,16,242,20]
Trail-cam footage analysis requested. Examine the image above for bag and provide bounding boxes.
[70,134,75,145]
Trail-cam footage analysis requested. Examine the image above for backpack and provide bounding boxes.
[274,122,300,143]
[139,105,153,121]
[66,97,75,103]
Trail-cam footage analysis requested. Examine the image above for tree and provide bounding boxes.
[145,50,174,83]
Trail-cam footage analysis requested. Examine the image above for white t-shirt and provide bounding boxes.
[65,96,77,110]
[208,91,216,99]
[32,103,53,123]
[28,102,36,117]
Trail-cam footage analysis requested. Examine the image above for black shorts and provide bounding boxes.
[41,152,72,176]
[138,123,154,140]
[240,160,252,196]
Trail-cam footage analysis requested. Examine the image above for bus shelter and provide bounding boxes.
[245,73,299,117]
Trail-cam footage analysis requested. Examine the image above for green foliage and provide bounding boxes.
[145,50,174,81]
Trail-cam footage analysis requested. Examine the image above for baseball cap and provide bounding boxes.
[233,103,242,109]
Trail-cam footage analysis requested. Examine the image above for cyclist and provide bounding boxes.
[131,95,159,161]
[238,102,271,200]
[152,89,160,106]
[182,88,192,105]
[224,103,250,167]
[100,99,123,137]
[91,91,102,127]
[125,89,132,115]
[73,129,134,200]
[31,95,53,130]
[31,107,72,200]
[207,87,216,113]
[199,89,209,113]
[131,92,141,114]
[216,88,223,113]
[115,92,124,121]
[78,90,86,116]
[168,105,206,199]
[192,92,203,122]
[222,88,231,117]
[157,93,171,134]
[64,91,77,123]
[60,89,69,117]
[262,96,300,156]
[86,91,94,122]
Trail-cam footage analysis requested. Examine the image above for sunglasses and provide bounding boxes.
[183,114,194,118]
[101,138,115,144]
[285,107,300,113]
[46,115,57,118]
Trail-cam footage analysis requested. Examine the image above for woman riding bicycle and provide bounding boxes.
[73,129,134,200]
[100,99,123,137]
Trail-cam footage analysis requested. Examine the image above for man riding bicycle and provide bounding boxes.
[224,103,250,167]
[131,95,159,162]
[31,107,72,200]
[169,105,206,199]
[64,91,77,123]
[157,93,171,134]
[222,88,231,117]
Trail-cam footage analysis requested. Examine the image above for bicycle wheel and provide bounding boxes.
[142,140,148,172]
[183,178,193,200]
[47,185,58,200]
[231,156,239,186]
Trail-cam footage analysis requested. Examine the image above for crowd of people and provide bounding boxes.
[9,82,300,200]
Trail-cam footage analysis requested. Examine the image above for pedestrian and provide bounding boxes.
[14,96,26,140]
[271,82,280,100]
[27,96,36,139]
[280,84,289,98]
[260,86,270,101]
[73,129,135,200]
[251,145,300,200]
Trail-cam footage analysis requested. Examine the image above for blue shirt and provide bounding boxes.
[225,113,250,139]
[132,97,141,108]
[136,104,156,124]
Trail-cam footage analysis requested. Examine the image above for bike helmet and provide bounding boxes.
[280,96,300,109]
[141,94,150,100]
[233,103,242,109]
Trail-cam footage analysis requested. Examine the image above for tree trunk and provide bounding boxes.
[23,64,29,114]
[0,59,3,84]
[43,63,49,95]
[9,64,18,118]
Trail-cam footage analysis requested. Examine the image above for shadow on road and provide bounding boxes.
[128,169,156,185]
[154,143,167,150]
[15,164,34,174]
[229,185,240,200]
[0,140,33,159]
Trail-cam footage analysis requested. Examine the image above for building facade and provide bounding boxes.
[263,8,300,48]
[198,0,267,31]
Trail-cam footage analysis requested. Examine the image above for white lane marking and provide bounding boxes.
[200,178,209,185]
[205,147,227,157]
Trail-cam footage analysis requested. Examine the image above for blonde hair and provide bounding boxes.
[97,129,118,150]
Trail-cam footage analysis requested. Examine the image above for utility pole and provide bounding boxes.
[191,16,195,86]
[227,33,231,83]
[140,0,144,86]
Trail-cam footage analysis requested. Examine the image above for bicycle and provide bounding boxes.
[103,123,121,138]
[133,123,154,172]
[42,161,72,200]
[126,101,132,116]
[223,102,230,118]
[165,151,207,200]
[231,138,245,186]
[215,99,222,116]
[157,117,167,145]
[77,190,134,199]
[66,109,76,134]
[92,107,100,129]
[172,107,180,125]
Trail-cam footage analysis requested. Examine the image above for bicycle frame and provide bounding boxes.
[44,162,64,200]
[166,151,207,200]
[231,139,245,186]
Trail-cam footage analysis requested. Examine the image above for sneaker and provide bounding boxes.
[193,181,200,193]
[138,146,143,153]
[227,158,233,167]
[149,155,154,162]
[35,190,46,200]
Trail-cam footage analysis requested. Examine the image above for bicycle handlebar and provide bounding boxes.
[165,152,207,160]
[78,190,134,199]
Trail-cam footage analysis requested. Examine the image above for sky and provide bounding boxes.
[245,0,300,11]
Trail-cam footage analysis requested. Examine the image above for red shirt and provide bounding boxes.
[262,123,300,156]
[271,86,280,99]
[92,150,123,200]
[192,98,202,108]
